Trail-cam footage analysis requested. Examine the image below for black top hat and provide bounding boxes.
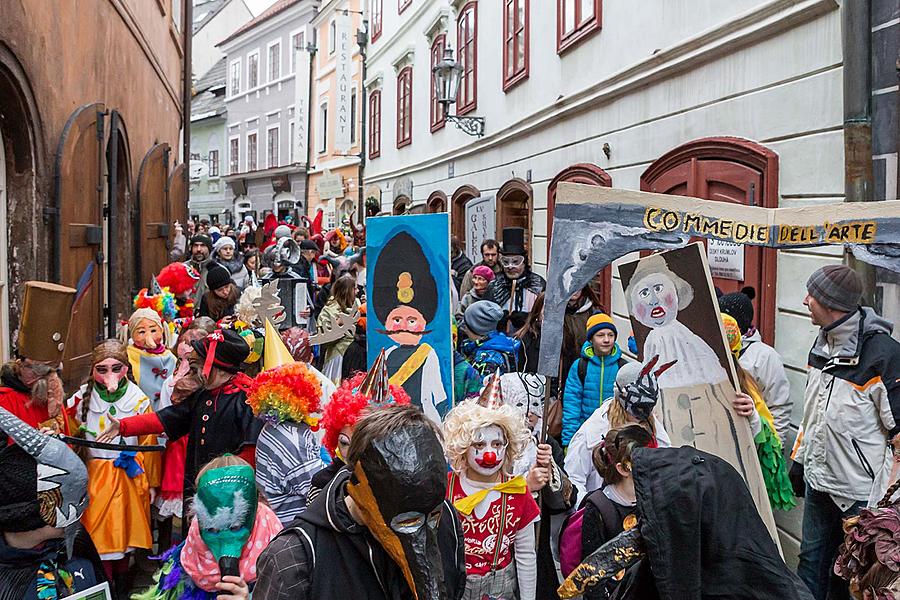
[192,329,251,374]
[372,231,437,324]
[501,227,527,256]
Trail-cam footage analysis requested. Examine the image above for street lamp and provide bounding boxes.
[432,46,485,138]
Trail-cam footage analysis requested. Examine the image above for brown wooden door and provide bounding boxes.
[168,163,188,234]
[55,103,105,386]
[642,152,777,343]
[107,110,135,333]
[496,179,532,255]
[137,143,170,288]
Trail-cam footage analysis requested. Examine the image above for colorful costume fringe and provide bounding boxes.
[755,419,796,510]
[246,362,323,428]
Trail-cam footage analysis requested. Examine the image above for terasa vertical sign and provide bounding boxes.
[334,12,353,153]
[293,27,310,165]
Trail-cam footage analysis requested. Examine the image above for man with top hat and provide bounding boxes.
[488,227,546,330]
[0,282,76,435]
[372,231,446,423]
[97,328,263,503]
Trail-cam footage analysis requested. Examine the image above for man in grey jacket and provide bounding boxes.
[794,265,900,600]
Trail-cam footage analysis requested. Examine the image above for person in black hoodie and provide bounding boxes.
[255,404,466,600]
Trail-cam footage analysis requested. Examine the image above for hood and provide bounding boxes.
[478,331,521,354]
[298,468,362,535]
[631,447,812,600]
[811,306,894,360]
[580,341,621,365]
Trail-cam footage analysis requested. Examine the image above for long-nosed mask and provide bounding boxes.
[347,423,449,600]
[192,464,257,576]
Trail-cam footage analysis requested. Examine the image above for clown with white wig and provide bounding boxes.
[444,373,541,600]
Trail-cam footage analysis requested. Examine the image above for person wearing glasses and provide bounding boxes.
[488,227,546,331]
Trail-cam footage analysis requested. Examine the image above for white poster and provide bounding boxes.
[707,239,745,280]
[464,194,496,264]
[334,13,353,153]
[293,29,310,165]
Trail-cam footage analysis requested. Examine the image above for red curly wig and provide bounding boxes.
[320,371,410,457]
[156,262,200,297]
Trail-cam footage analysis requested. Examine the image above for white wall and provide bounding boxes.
[193,0,254,80]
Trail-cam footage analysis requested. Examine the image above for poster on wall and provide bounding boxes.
[367,214,452,423]
[618,242,776,540]
[464,194,496,263]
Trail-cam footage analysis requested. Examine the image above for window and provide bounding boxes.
[350,87,358,145]
[371,0,382,42]
[430,34,446,131]
[399,0,411,13]
[267,127,280,168]
[208,150,219,177]
[247,51,259,88]
[369,90,381,158]
[289,121,296,162]
[268,41,281,81]
[396,67,412,148]
[329,21,336,54]
[503,0,529,89]
[229,138,239,173]
[247,132,258,171]
[557,0,601,53]
[229,59,241,96]
[209,181,220,193]
[457,3,477,114]
[290,32,305,72]
[318,101,328,153]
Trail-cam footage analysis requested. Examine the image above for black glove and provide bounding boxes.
[788,461,805,498]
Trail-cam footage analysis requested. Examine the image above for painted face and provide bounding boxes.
[337,426,352,460]
[500,254,526,279]
[132,318,164,350]
[92,358,128,393]
[630,273,679,328]
[385,306,427,345]
[466,424,508,476]
[472,274,488,292]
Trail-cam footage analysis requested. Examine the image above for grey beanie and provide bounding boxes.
[464,300,504,337]
[806,265,862,312]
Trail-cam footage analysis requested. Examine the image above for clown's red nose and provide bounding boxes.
[478,452,499,467]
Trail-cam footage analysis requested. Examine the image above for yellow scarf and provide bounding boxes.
[453,475,527,515]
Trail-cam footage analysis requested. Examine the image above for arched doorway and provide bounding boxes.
[427,190,447,213]
[548,164,613,310]
[107,111,135,332]
[0,132,9,361]
[451,184,480,245]
[393,195,410,215]
[641,137,779,343]
[496,178,532,253]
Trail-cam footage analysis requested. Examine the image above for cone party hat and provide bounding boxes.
[477,369,504,410]
[263,318,295,371]
[357,349,390,405]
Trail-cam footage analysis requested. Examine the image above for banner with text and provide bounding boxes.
[464,194,496,264]
[334,13,353,153]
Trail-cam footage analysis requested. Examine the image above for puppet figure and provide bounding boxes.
[122,308,177,406]
[67,340,157,585]
[373,231,447,423]
[133,456,282,600]
[444,377,540,600]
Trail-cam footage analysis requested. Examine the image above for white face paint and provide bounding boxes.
[630,272,680,328]
[466,424,508,477]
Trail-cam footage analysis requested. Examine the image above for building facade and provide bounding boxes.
[0,0,186,386]
[190,58,230,222]
[193,0,254,80]
[307,0,364,230]
[220,0,320,224]
[362,0,899,560]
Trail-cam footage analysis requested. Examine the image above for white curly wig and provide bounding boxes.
[443,399,531,474]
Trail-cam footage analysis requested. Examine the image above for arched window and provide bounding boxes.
[451,184,480,246]
[427,190,447,213]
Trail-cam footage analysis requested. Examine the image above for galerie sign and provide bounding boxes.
[464,195,496,264]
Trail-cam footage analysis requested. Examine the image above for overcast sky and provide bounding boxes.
[244,0,279,16]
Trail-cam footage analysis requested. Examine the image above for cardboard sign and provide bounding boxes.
[464,194,496,264]
[367,214,452,423]
[707,239,745,280]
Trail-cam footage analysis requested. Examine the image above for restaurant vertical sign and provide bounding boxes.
[334,12,353,153]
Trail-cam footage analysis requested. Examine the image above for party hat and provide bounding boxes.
[358,349,389,405]
[477,370,504,410]
[263,318,295,371]
[149,275,162,295]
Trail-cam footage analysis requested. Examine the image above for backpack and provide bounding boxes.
[576,355,628,385]
[558,489,621,577]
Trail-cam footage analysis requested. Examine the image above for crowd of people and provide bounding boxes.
[1,207,900,600]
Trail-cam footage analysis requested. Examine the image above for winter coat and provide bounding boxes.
[459,330,521,376]
[453,351,483,407]
[316,299,359,365]
[739,329,792,443]
[795,307,900,507]
[254,469,467,600]
[455,287,490,324]
[561,341,625,446]
[450,251,473,292]
[341,331,368,380]
[459,261,502,297]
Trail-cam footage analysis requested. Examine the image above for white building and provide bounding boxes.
[193,0,254,80]
[363,0,898,560]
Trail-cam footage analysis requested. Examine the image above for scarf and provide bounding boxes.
[452,475,527,515]
[0,537,66,600]
[180,504,282,592]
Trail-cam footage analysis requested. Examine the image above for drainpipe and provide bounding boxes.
[843,0,876,304]
[357,0,369,223]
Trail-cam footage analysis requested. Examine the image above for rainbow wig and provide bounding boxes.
[133,288,178,322]
[247,362,324,428]
[320,371,410,457]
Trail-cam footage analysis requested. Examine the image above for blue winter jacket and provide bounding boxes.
[561,341,624,446]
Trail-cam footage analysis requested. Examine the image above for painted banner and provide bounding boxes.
[464,194,496,264]
[334,12,353,153]
[293,30,310,164]
[367,214,453,423]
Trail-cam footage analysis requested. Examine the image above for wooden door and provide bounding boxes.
[107,110,135,333]
[168,163,188,234]
[642,142,778,343]
[496,179,532,255]
[55,103,105,386]
[137,143,170,288]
